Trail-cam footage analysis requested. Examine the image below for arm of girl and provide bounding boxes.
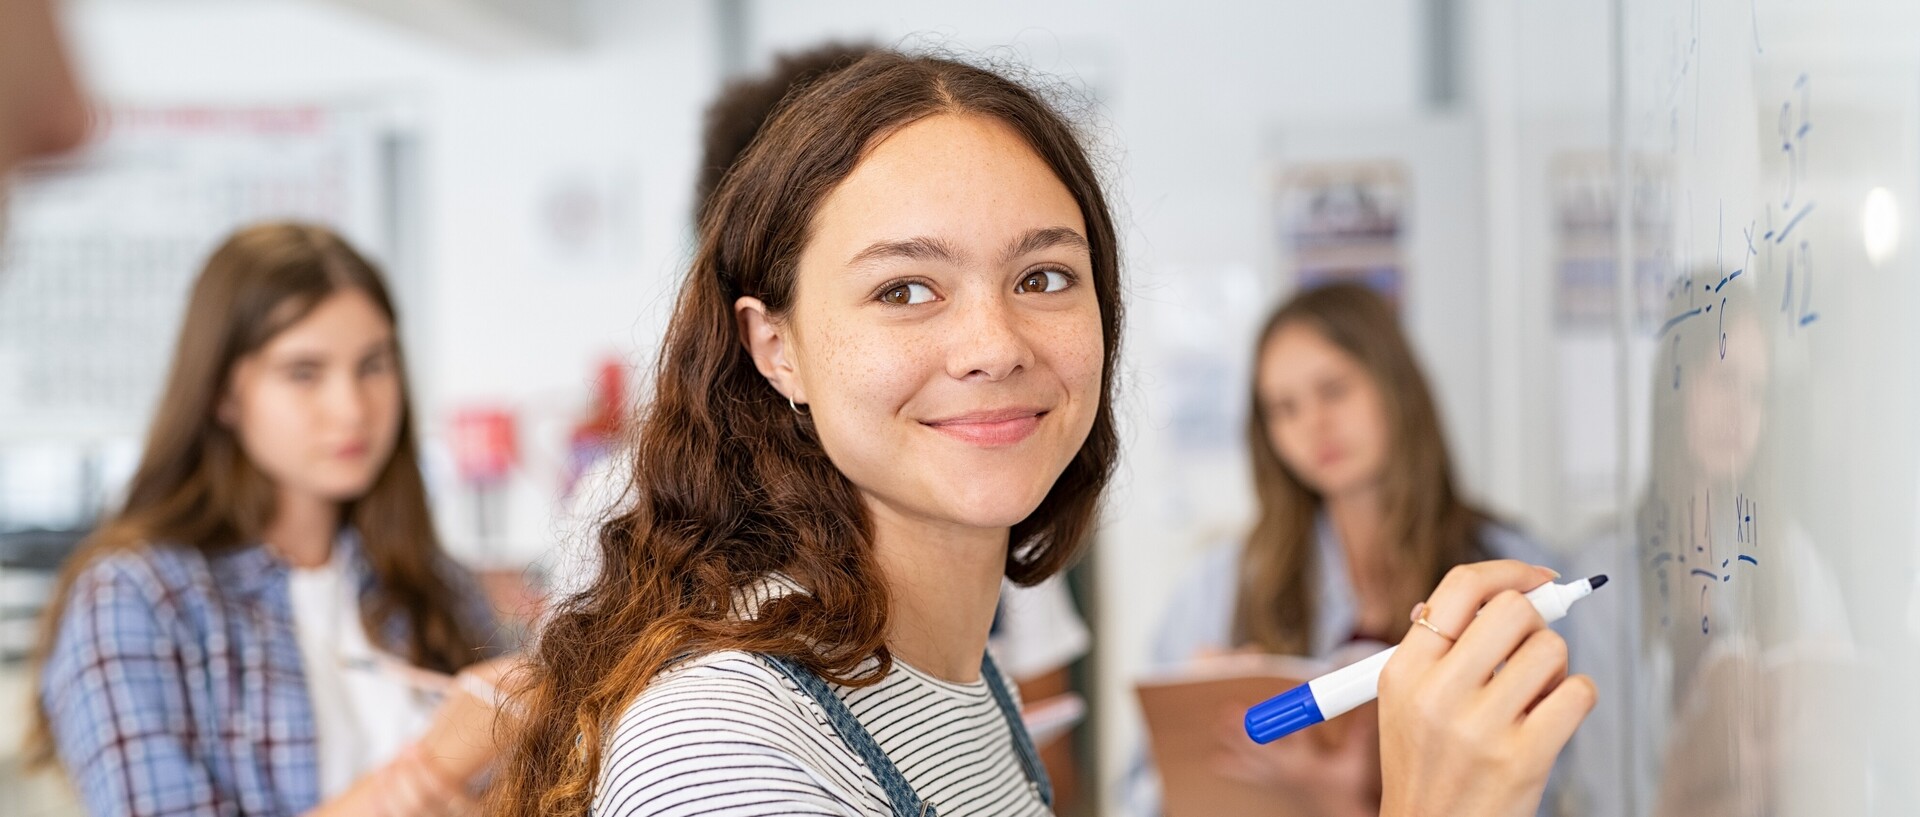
[303,658,525,817]
[411,656,525,785]
[40,557,227,817]
[303,743,475,817]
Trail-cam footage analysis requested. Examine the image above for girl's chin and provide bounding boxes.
[893,492,1052,533]
[1305,473,1379,502]
[940,503,1048,532]
[304,474,382,504]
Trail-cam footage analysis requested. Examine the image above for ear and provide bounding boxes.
[734,296,806,406]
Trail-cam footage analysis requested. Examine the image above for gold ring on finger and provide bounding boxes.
[1414,611,1458,643]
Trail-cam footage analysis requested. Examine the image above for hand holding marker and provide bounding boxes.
[1245,574,1608,744]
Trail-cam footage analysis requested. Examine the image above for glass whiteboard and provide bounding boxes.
[1617,2,1920,815]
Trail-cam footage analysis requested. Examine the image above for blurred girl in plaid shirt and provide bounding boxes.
[30,223,521,817]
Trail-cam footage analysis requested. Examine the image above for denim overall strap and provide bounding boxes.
[759,655,932,817]
[979,651,1055,808]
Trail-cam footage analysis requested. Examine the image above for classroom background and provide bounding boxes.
[6,1,1916,815]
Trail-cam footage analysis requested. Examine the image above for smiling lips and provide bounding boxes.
[923,408,1047,447]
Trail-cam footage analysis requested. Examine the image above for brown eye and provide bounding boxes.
[1017,269,1071,294]
[287,364,321,383]
[878,282,934,305]
[359,353,393,378]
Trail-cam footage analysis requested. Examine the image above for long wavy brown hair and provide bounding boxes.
[489,51,1123,816]
[26,222,487,765]
[1234,283,1488,654]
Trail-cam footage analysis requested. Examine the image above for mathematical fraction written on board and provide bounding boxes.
[1770,73,1819,332]
[1658,270,1702,391]
[1643,489,1761,634]
[1653,222,1747,389]
[1652,74,1816,390]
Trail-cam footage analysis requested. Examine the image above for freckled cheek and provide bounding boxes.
[807,325,930,417]
[1027,307,1102,388]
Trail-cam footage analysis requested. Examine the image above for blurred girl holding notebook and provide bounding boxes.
[1140,283,1559,817]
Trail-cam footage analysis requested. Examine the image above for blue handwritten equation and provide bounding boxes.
[1768,74,1819,332]
[1651,73,1819,386]
[1655,239,1747,389]
[1643,489,1761,634]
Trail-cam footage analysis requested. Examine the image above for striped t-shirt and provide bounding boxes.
[592,649,1052,816]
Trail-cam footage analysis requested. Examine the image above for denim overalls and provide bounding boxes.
[759,652,1054,817]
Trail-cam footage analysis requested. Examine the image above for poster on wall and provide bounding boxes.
[532,164,641,277]
[1275,160,1409,309]
[1548,152,1673,530]
[1550,151,1672,331]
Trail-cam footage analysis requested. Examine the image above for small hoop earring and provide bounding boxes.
[787,395,809,416]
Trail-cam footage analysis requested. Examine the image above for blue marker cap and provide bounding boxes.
[1244,683,1323,744]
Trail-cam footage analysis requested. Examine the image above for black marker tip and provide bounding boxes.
[1586,574,1609,590]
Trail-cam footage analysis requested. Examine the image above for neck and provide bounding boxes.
[1326,486,1384,560]
[265,488,341,568]
[1326,486,1393,614]
[866,500,1007,684]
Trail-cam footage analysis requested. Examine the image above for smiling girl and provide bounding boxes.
[492,52,1593,817]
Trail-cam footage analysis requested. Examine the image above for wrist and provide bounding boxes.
[416,743,466,791]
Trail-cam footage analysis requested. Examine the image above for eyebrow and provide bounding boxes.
[358,336,396,359]
[846,236,967,270]
[1001,226,1090,263]
[266,335,394,367]
[844,226,1091,271]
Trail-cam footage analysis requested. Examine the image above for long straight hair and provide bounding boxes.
[28,222,486,764]
[488,51,1123,816]
[1234,283,1488,654]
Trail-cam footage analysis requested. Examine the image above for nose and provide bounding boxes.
[1296,395,1334,438]
[324,370,371,430]
[945,292,1034,382]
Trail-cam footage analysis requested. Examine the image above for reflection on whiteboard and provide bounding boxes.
[1552,155,1673,530]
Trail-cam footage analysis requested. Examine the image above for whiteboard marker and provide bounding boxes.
[1244,575,1607,744]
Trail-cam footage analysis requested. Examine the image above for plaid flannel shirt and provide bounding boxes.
[40,533,505,817]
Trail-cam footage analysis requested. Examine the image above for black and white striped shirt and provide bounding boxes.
[592,650,1052,816]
